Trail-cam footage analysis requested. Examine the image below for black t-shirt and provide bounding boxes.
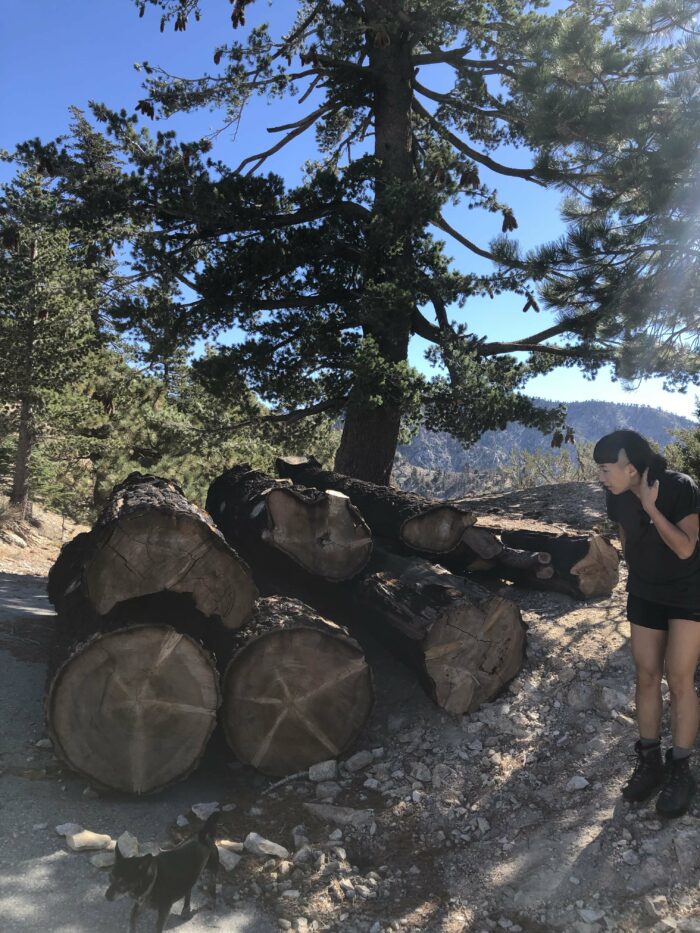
[606,470,700,607]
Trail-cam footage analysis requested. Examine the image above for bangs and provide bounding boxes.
[593,433,627,465]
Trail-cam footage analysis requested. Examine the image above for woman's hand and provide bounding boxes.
[640,468,660,514]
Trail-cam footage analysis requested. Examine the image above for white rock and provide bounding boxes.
[621,849,639,865]
[412,763,432,783]
[345,750,373,772]
[579,908,605,923]
[566,775,590,792]
[244,832,289,859]
[596,685,629,714]
[176,815,189,828]
[90,851,115,869]
[328,829,343,840]
[308,760,338,782]
[567,684,595,711]
[116,832,139,858]
[316,781,342,800]
[218,839,245,853]
[35,738,52,749]
[303,803,374,827]
[644,895,669,920]
[280,889,301,899]
[673,831,700,874]
[33,823,48,831]
[55,822,83,837]
[66,830,113,852]
[217,846,242,872]
[191,802,220,821]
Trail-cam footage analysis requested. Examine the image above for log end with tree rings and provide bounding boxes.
[400,504,477,554]
[46,625,221,794]
[264,486,373,581]
[83,510,257,629]
[422,594,526,715]
[221,597,374,776]
[569,534,620,598]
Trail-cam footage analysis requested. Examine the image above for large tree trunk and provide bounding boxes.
[206,464,373,582]
[334,2,416,484]
[48,472,257,630]
[46,597,221,795]
[276,456,476,554]
[220,596,374,776]
[9,396,33,515]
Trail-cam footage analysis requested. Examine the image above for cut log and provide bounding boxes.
[48,472,257,629]
[497,530,620,599]
[220,596,374,776]
[354,550,526,714]
[276,455,476,554]
[206,464,372,582]
[46,615,220,794]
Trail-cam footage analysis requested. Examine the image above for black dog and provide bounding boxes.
[105,814,219,932]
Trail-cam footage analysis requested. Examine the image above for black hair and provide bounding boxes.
[593,430,667,482]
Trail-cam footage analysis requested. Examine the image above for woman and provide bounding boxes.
[594,430,700,817]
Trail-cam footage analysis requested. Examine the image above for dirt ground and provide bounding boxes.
[1,485,699,933]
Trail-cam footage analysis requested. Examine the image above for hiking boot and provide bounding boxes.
[621,740,664,802]
[656,750,696,818]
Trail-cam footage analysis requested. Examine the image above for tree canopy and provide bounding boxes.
[9,0,700,484]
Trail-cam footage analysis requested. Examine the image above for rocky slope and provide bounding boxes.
[1,485,699,933]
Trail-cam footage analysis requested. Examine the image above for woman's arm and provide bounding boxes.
[640,469,700,560]
[646,509,699,560]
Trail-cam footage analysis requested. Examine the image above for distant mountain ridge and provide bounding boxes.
[397,399,696,473]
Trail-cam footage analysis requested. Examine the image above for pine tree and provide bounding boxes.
[44,0,700,484]
[0,170,102,513]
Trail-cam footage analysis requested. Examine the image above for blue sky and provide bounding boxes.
[3,0,698,420]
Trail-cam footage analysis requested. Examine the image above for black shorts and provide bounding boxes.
[627,593,700,631]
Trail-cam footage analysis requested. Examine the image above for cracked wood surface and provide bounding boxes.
[49,473,257,630]
[276,456,476,554]
[221,596,374,776]
[356,552,526,715]
[207,465,373,582]
[46,624,220,794]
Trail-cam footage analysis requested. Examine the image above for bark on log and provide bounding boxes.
[46,606,221,795]
[220,596,374,776]
[354,550,526,714]
[48,473,257,629]
[206,464,372,582]
[275,456,476,554]
[433,526,553,582]
[497,530,620,599]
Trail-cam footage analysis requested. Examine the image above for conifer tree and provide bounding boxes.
[0,171,102,513]
[50,0,700,483]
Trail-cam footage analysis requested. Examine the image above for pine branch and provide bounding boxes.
[432,215,511,264]
[226,395,349,431]
[412,98,541,182]
[234,104,337,174]
[413,80,505,119]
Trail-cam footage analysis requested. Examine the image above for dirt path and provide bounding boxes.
[1,488,699,933]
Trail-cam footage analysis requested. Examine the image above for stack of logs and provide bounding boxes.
[46,462,619,794]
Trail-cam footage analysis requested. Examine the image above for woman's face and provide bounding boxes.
[597,453,638,495]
